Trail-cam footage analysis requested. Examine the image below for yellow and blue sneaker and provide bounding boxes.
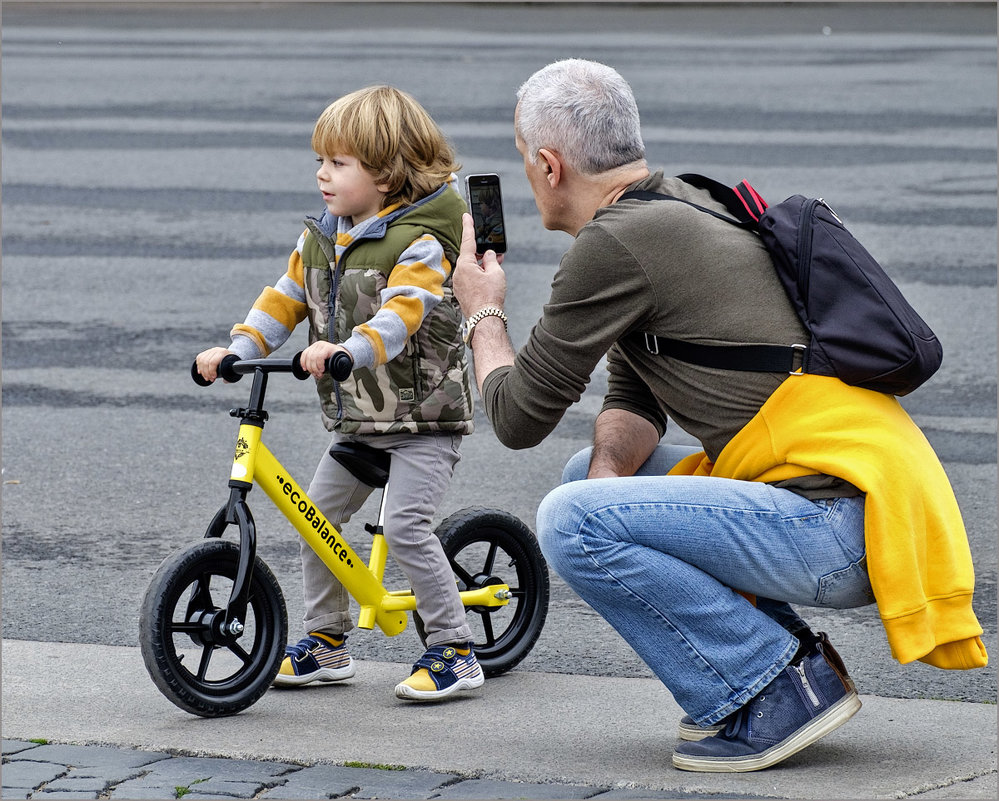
[272,633,355,687]
[394,643,484,701]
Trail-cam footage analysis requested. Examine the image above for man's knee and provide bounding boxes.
[561,447,593,484]
[535,483,583,573]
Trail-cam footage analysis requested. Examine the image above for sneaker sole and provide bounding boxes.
[272,662,356,687]
[393,672,485,701]
[677,722,725,742]
[672,691,861,772]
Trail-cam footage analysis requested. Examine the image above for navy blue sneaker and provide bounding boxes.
[395,643,484,701]
[677,715,726,741]
[272,633,355,687]
[672,634,860,772]
[676,632,854,743]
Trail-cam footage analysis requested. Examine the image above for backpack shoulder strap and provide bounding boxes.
[676,173,768,223]
[620,175,807,375]
[617,188,758,230]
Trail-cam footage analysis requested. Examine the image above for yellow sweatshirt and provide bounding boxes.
[668,374,987,670]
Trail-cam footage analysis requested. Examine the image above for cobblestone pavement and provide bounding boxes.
[2,740,766,800]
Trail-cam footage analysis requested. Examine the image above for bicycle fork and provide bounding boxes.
[201,414,266,642]
[203,485,257,640]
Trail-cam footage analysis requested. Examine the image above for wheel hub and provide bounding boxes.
[470,574,503,613]
[187,607,240,647]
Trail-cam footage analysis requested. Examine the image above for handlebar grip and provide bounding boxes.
[290,352,310,381]
[327,351,354,381]
[191,361,213,387]
[191,355,242,385]
[217,354,243,383]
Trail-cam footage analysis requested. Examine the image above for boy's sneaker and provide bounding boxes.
[675,631,852,742]
[394,643,484,701]
[672,634,860,772]
[272,633,356,687]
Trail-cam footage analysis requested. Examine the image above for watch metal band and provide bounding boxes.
[463,306,508,345]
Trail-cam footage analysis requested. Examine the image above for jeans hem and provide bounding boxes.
[701,634,800,725]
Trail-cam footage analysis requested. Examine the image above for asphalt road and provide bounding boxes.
[2,2,996,707]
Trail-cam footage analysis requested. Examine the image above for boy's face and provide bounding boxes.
[315,153,389,223]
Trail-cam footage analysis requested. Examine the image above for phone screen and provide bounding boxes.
[465,174,507,254]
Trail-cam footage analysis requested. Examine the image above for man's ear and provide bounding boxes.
[538,148,562,188]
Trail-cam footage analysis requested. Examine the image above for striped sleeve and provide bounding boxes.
[342,234,449,368]
[229,233,309,359]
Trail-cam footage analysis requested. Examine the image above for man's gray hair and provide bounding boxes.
[516,59,645,175]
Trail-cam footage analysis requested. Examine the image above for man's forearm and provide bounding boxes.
[468,315,516,395]
[589,408,661,478]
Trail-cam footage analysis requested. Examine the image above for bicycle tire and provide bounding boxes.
[139,539,287,717]
[414,507,549,677]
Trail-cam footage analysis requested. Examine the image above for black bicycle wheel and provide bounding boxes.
[415,507,549,677]
[139,539,287,717]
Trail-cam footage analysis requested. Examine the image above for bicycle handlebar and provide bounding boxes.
[191,350,354,386]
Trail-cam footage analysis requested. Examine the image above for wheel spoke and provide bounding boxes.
[227,641,253,666]
[185,571,217,621]
[482,541,499,575]
[477,610,497,647]
[196,645,214,681]
[450,559,476,588]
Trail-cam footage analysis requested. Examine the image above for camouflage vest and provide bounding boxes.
[300,189,474,435]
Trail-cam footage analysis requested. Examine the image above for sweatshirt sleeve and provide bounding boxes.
[229,231,309,359]
[482,222,659,449]
[340,234,449,369]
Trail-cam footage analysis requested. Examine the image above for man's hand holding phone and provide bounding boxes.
[454,212,516,392]
[454,213,506,318]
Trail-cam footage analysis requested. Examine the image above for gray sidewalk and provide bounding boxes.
[2,640,995,800]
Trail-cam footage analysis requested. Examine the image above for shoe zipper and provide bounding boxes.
[794,662,821,708]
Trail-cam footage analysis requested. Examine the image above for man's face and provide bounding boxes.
[515,111,560,231]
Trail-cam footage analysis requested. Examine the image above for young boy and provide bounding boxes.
[195,86,480,701]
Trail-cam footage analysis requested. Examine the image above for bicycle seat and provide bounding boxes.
[329,440,391,488]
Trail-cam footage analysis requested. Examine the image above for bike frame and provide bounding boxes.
[205,363,511,638]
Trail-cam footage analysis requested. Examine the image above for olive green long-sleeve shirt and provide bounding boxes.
[482,171,857,498]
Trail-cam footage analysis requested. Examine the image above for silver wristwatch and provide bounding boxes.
[462,306,509,345]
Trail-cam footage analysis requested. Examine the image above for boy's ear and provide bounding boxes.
[537,148,562,188]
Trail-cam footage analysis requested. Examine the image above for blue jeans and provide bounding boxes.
[536,445,874,725]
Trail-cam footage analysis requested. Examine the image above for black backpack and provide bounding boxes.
[620,173,942,396]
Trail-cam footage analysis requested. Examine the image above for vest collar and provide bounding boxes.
[306,182,452,242]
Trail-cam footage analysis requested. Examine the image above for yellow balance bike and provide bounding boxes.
[139,352,549,717]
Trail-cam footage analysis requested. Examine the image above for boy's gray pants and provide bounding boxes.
[300,430,472,648]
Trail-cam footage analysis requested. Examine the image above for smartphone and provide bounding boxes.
[465,173,507,254]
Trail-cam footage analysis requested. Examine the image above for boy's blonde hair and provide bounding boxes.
[312,85,460,207]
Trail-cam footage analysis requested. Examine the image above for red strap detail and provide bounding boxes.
[734,181,768,221]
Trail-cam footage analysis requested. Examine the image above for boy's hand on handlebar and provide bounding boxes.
[300,341,350,379]
[195,347,236,383]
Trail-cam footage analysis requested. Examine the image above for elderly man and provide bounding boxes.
[452,59,986,772]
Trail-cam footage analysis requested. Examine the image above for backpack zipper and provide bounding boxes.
[797,197,820,298]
